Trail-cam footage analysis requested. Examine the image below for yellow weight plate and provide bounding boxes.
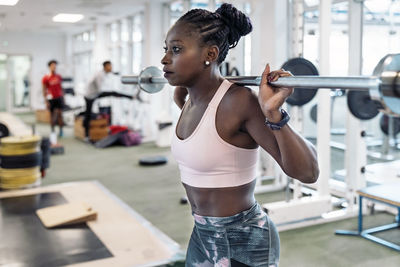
[0,146,40,156]
[0,167,40,189]
[0,135,41,156]
[0,181,39,190]
[1,176,39,184]
[0,167,40,178]
[0,135,41,144]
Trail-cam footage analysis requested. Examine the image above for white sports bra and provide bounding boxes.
[171,80,259,188]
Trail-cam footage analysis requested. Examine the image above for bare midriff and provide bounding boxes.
[183,179,257,217]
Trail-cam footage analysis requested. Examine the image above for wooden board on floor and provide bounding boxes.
[36,202,98,228]
[0,181,183,267]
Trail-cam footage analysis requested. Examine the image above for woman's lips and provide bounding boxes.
[164,72,173,78]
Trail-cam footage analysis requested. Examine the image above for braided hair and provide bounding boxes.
[176,3,253,64]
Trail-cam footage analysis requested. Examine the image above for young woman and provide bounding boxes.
[161,3,319,267]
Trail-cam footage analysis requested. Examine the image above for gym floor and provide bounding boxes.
[17,113,400,267]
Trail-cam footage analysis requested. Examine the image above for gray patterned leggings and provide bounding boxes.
[186,202,280,267]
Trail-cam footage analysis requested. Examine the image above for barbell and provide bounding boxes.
[121,53,400,116]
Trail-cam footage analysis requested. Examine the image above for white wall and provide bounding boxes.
[251,0,289,73]
[141,0,173,142]
[0,32,67,110]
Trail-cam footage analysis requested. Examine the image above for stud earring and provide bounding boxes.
[205,61,210,66]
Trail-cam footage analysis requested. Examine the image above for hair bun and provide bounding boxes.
[215,3,252,48]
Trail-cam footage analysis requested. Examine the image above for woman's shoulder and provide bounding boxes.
[220,83,260,117]
[224,83,258,107]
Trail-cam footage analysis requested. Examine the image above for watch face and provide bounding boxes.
[270,124,281,130]
[265,109,290,130]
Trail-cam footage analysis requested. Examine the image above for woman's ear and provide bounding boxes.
[206,45,219,63]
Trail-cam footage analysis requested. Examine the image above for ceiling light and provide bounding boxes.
[52,13,84,23]
[0,0,19,6]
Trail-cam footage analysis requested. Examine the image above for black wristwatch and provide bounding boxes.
[265,109,290,130]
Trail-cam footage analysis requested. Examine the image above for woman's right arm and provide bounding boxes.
[174,86,188,109]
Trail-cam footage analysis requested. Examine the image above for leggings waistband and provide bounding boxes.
[192,202,262,228]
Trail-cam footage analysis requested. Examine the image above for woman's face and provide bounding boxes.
[161,22,206,87]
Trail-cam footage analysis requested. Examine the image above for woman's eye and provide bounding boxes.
[172,46,181,53]
[163,46,182,54]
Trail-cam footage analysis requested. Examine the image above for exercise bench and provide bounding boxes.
[335,183,400,251]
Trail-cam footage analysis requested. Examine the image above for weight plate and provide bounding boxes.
[0,135,41,145]
[139,66,164,94]
[371,53,400,115]
[347,91,380,120]
[0,135,41,156]
[0,146,40,156]
[0,152,42,169]
[50,145,65,155]
[0,166,40,177]
[281,58,319,106]
[0,123,9,138]
[379,114,400,135]
[310,104,318,123]
[0,166,40,189]
[139,156,168,166]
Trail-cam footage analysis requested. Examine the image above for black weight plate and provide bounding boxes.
[139,156,168,166]
[0,123,9,138]
[0,152,42,169]
[379,114,400,135]
[281,58,319,106]
[347,91,379,120]
[50,145,65,155]
[310,104,318,123]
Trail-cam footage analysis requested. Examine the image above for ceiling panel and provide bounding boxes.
[0,0,157,34]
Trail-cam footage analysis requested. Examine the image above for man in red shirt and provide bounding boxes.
[42,60,64,137]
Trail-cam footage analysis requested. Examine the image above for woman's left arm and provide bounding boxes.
[245,64,319,183]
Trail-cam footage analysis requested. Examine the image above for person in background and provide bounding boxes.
[84,61,121,141]
[42,60,64,137]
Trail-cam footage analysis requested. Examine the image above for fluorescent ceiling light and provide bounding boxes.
[53,13,84,23]
[364,0,391,13]
[304,0,319,7]
[0,0,19,6]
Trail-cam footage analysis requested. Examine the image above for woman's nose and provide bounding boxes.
[161,53,170,65]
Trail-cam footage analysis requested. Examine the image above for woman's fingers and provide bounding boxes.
[267,70,293,82]
[261,63,271,85]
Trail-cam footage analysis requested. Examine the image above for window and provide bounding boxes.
[110,22,119,43]
[362,0,400,74]
[132,14,143,74]
[106,13,144,75]
[73,30,95,53]
[303,1,349,75]
[72,30,95,95]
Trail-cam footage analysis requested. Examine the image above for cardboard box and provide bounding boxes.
[35,110,51,123]
[74,116,109,141]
